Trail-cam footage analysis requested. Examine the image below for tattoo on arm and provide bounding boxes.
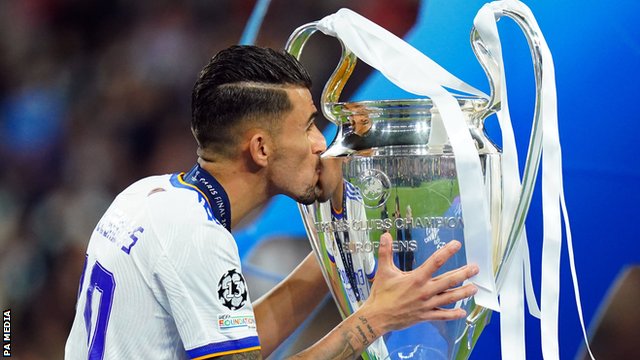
[338,329,360,359]
[355,325,370,346]
[358,316,377,340]
[289,316,379,359]
[332,316,379,359]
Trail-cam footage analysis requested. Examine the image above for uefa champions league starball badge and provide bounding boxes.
[217,269,248,311]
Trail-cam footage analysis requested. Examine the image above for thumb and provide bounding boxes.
[377,232,395,273]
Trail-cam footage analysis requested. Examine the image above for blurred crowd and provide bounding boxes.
[0,0,417,358]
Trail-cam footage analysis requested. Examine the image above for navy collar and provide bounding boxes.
[182,164,232,231]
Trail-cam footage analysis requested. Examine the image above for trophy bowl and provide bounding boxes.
[298,97,499,360]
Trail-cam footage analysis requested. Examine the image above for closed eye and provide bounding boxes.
[306,112,319,131]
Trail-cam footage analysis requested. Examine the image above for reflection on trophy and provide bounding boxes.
[315,157,389,359]
[290,1,578,359]
[316,157,377,308]
[307,126,483,359]
[346,141,477,360]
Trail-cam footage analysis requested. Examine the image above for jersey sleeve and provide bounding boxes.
[151,219,260,359]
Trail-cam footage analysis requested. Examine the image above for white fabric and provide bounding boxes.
[65,174,259,359]
[317,7,500,312]
[473,1,594,359]
[473,3,530,359]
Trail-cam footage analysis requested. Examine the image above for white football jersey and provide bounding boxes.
[65,172,260,359]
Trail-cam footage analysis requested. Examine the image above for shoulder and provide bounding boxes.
[116,173,234,249]
[126,173,223,227]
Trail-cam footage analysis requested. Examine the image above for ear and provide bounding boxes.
[248,130,272,168]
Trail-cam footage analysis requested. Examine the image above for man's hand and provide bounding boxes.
[360,232,479,334]
[287,232,479,360]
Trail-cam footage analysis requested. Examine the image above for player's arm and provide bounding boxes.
[216,351,262,359]
[285,233,478,360]
[253,251,329,357]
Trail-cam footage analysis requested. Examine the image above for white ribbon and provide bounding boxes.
[317,7,500,312]
[473,3,534,359]
[314,1,595,359]
[474,1,594,359]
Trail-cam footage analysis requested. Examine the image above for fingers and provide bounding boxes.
[417,240,462,277]
[423,283,478,314]
[428,263,479,295]
[422,307,467,321]
[376,232,394,273]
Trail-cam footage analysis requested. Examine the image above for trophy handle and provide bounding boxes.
[285,22,358,125]
[470,3,545,289]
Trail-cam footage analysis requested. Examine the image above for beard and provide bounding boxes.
[295,184,320,205]
[313,181,333,203]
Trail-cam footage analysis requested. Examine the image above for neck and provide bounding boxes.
[198,157,269,228]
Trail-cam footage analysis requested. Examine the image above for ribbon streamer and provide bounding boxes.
[474,1,594,359]
[317,7,500,312]
[314,1,595,359]
[473,3,532,358]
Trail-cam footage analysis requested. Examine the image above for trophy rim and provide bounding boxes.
[328,96,489,115]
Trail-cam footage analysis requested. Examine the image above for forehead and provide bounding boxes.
[283,87,316,124]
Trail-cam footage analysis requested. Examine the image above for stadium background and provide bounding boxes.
[0,0,638,359]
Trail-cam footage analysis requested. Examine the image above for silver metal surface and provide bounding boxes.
[287,2,546,358]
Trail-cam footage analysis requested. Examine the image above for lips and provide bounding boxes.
[314,161,324,186]
[315,157,323,174]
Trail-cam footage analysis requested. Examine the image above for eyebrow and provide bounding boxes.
[306,112,318,127]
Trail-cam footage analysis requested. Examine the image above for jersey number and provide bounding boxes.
[79,260,116,360]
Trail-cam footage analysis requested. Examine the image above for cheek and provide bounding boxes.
[278,134,315,172]
[293,142,312,165]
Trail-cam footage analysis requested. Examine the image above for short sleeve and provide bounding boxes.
[151,220,260,359]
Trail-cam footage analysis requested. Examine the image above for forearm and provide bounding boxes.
[253,252,328,357]
[286,305,386,360]
[286,236,478,359]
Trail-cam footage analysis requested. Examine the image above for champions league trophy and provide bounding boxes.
[289,1,576,359]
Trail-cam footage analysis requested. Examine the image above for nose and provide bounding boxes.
[310,126,327,155]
